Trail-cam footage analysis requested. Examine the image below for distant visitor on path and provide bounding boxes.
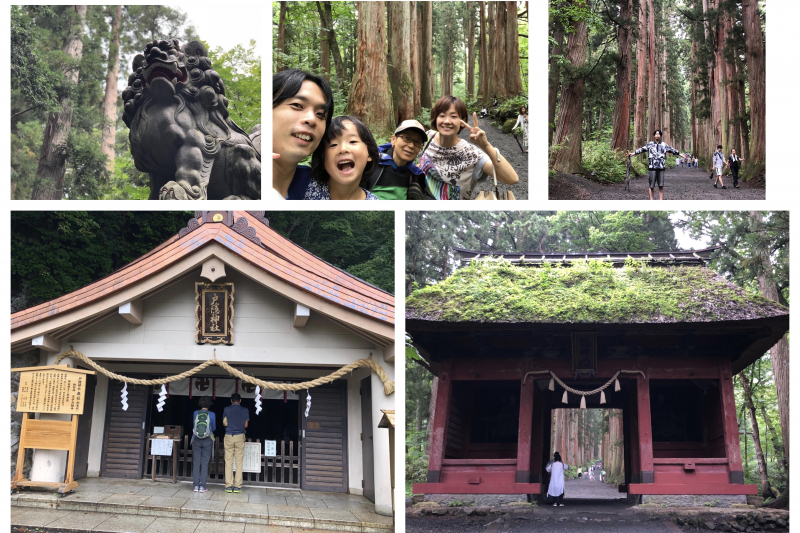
[627,129,681,201]
[577,466,582,479]
[727,148,744,188]
[712,145,727,189]
[546,452,568,506]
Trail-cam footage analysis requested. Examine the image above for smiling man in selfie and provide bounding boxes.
[271,69,333,200]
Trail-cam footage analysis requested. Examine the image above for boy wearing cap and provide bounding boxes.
[370,120,427,200]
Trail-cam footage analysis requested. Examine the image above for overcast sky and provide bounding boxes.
[187,5,264,59]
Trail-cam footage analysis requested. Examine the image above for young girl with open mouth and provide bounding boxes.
[306,116,380,200]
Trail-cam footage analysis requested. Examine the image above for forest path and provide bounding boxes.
[461,115,528,200]
[550,163,765,200]
[564,477,628,500]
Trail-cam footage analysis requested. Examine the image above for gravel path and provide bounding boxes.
[562,478,628,500]
[407,513,686,533]
[549,163,765,200]
[459,115,528,200]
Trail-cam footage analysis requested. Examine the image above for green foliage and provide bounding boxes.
[406,258,783,324]
[582,141,629,183]
[10,5,61,113]
[209,40,262,134]
[11,212,193,309]
[264,211,394,294]
[62,131,112,199]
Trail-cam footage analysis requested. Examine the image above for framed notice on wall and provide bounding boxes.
[195,282,234,344]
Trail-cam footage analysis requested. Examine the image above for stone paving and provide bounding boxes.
[562,477,628,500]
[11,477,393,533]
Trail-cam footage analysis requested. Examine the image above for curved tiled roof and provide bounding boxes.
[12,211,394,333]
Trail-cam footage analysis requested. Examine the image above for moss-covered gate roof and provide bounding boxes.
[406,259,788,324]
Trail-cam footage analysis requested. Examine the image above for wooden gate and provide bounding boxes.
[145,435,300,488]
[301,382,348,492]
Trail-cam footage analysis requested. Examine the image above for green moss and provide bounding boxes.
[406,259,786,324]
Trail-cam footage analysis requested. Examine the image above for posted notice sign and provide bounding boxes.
[17,370,86,415]
[231,442,261,473]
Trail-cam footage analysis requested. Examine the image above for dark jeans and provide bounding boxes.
[553,492,564,505]
[731,165,740,186]
[192,437,213,487]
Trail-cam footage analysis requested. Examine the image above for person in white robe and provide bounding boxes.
[546,452,568,506]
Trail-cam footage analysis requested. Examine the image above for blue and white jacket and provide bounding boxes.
[633,141,680,170]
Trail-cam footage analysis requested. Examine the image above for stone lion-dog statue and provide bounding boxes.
[122,38,260,200]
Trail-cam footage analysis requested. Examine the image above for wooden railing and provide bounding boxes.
[145,433,300,487]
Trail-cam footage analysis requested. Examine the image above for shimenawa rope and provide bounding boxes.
[54,350,395,395]
[522,369,646,408]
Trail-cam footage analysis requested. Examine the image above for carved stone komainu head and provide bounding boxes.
[122,38,261,200]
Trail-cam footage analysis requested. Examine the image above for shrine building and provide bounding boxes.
[407,249,788,504]
[10,211,396,515]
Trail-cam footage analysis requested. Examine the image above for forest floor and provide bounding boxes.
[463,115,528,200]
[549,164,766,200]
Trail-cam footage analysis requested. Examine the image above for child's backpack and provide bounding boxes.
[193,410,212,439]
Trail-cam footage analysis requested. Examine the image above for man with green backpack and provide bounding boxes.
[192,396,216,492]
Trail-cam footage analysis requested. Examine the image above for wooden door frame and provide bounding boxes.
[300,381,349,492]
[100,377,151,479]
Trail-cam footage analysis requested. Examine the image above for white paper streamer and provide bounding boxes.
[305,390,311,417]
[120,383,129,411]
[254,385,262,415]
[157,384,167,412]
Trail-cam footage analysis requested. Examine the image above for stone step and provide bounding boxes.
[12,492,392,533]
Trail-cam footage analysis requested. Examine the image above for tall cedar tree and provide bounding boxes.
[388,2,417,126]
[551,0,588,174]
[32,5,87,200]
[610,0,632,151]
[101,5,122,173]
[345,1,393,139]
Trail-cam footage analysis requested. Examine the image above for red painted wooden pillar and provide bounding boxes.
[719,358,745,484]
[636,364,654,483]
[427,361,452,483]
[530,385,545,484]
[516,377,535,483]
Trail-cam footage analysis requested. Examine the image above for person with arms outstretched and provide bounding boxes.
[627,129,680,200]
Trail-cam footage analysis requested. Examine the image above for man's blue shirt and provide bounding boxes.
[223,403,250,435]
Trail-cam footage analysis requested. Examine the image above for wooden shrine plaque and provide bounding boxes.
[571,332,597,374]
[195,282,234,344]
[17,370,87,414]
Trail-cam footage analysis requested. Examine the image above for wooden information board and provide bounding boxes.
[17,369,87,414]
[11,364,96,494]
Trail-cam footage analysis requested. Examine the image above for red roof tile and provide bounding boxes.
[11,212,395,332]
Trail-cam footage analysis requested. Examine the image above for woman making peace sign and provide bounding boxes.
[418,96,519,199]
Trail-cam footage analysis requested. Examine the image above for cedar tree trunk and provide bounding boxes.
[345,1,394,139]
[610,0,632,151]
[33,5,87,200]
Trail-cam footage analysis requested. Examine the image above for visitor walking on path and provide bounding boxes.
[712,145,727,189]
[727,148,744,188]
[512,106,528,153]
[627,129,681,200]
[191,396,216,493]
[223,393,250,493]
[546,452,568,506]
[577,466,582,479]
